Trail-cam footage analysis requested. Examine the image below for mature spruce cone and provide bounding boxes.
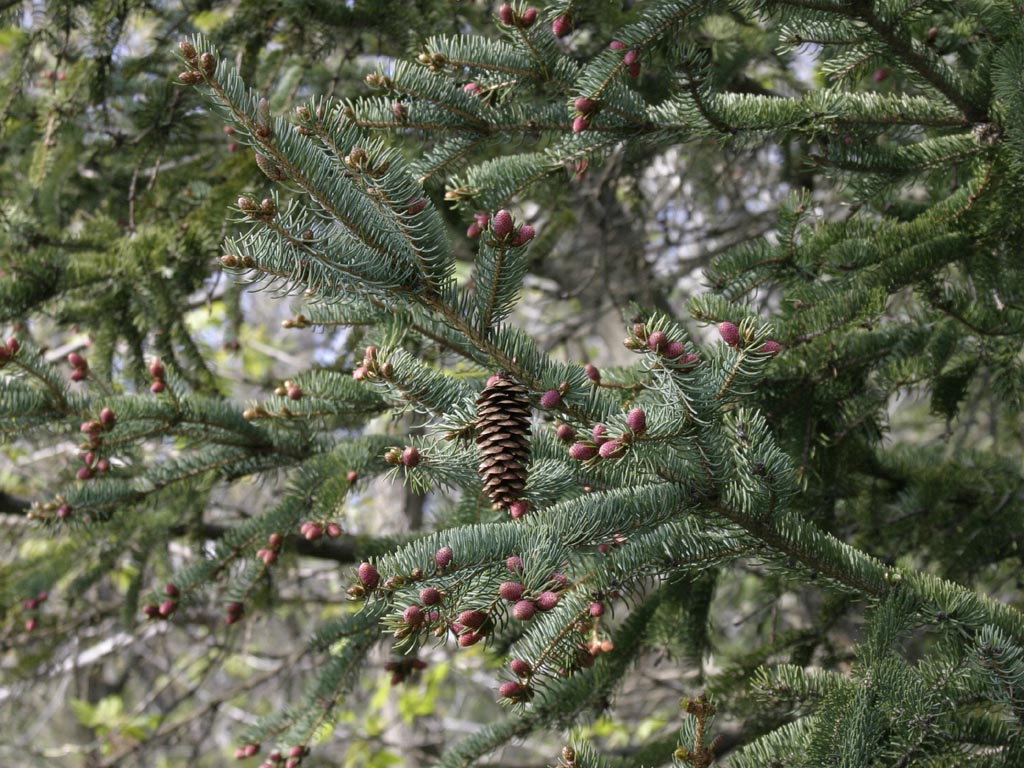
[476,372,531,509]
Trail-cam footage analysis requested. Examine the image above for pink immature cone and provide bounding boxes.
[540,389,562,409]
[512,225,536,246]
[574,96,596,114]
[626,408,647,434]
[572,115,590,133]
[67,352,86,369]
[401,446,420,467]
[512,225,534,246]
[535,591,559,611]
[510,658,532,676]
[718,321,740,347]
[598,439,624,459]
[512,600,536,620]
[760,340,782,356]
[506,555,523,573]
[435,546,454,568]
[663,340,685,359]
[569,442,597,461]
[420,587,442,605]
[358,562,380,589]
[647,330,668,352]
[555,423,575,442]
[492,209,514,239]
[585,363,601,383]
[499,680,526,699]
[609,40,627,50]
[403,605,425,627]
[498,4,514,24]
[458,609,486,629]
[552,14,572,37]
[520,7,537,26]
[509,500,529,519]
[499,581,525,601]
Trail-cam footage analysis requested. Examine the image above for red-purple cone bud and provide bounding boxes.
[627,61,642,77]
[718,321,740,347]
[664,340,685,359]
[592,424,610,444]
[556,423,575,442]
[540,389,562,409]
[6,337,20,354]
[574,97,596,114]
[401,446,420,467]
[358,562,380,588]
[585,363,601,383]
[499,680,526,698]
[626,408,647,434]
[326,522,342,538]
[498,4,514,24]
[99,407,116,427]
[403,605,425,626]
[599,439,624,459]
[143,603,160,619]
[552,14,572,37]
[149,359,165,379]
[159,599,176,617]
[647,330,668,352]
[420,587,442,605]
[510,658,532,677]
[512,600,536,620]
[492,209,514,239]
[304,523,323,541]
[521,7,537,26]
[623,49,640,65]
[569,442,597,460]
[467,222,482,239]
[458,609,486,629]
[609,40,627,50]
[458,631,481,647]
[572,115,590,133]
[76,466,93,480]
[57,503,72,519]
[150,380,165,393]
[435,546,454,569]
[536,591,559,611]
[286,385,302,400]
[499,581,525,601]
[512,225,534,246]
[68,352,86,369]
[589,601,604,617]
[506,555,523,572]
[509,500,529,519]
[464,82,482,96]
[164,583,180,598]
[760,340,782,356]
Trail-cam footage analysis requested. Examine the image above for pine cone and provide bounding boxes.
[476,373,531,509]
